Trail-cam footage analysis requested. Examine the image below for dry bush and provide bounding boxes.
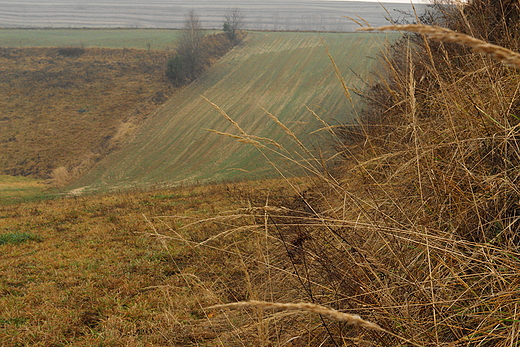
[168,1,520,345]
[346,0,520,243]
[49,166,72,187]
[48,151,101,187]
[289,0,520,344]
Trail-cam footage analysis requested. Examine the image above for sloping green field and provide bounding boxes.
[69,32,397,193]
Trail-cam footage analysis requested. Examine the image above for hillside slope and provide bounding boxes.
[0,47,173,179]
[69,32,397,193]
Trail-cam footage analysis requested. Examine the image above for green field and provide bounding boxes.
[0,175,50,204]
[0,28,191,49]
[69,31,398,193]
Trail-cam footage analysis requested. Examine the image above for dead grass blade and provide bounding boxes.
[208,301,429,346]
[208,300,382,330]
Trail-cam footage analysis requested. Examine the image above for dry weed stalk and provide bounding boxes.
[208,300,382,330]
[359,24,520,69]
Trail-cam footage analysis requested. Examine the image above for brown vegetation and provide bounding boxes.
[236,0,520,344]
[0,47,174,181]
[165,0,520,345]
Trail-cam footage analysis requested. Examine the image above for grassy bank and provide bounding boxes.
[0,175,49,204]
[235,0,520,344]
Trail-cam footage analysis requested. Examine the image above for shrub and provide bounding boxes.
[223,8,244,43]
[57,46,85,57]
[168,10,207,86]
[166,33,238,86]
[166,54,188,85]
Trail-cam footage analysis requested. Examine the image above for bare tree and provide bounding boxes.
[168,10,207,84]
[223,8,244,42]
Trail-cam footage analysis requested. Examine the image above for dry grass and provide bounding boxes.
[237,1,520,345]
[208,301,383,330]
[359,24,520,69]
[0,175,48,203]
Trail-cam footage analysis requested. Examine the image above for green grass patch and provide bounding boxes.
[0,232,42,245]
[0,317,28,327]
[0,175,52,204]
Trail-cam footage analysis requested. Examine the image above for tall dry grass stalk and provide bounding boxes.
[208,301,383,330]
[49,166,71,187]
[359,24,520,69]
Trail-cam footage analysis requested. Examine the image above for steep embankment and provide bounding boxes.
[70,32,398,193]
